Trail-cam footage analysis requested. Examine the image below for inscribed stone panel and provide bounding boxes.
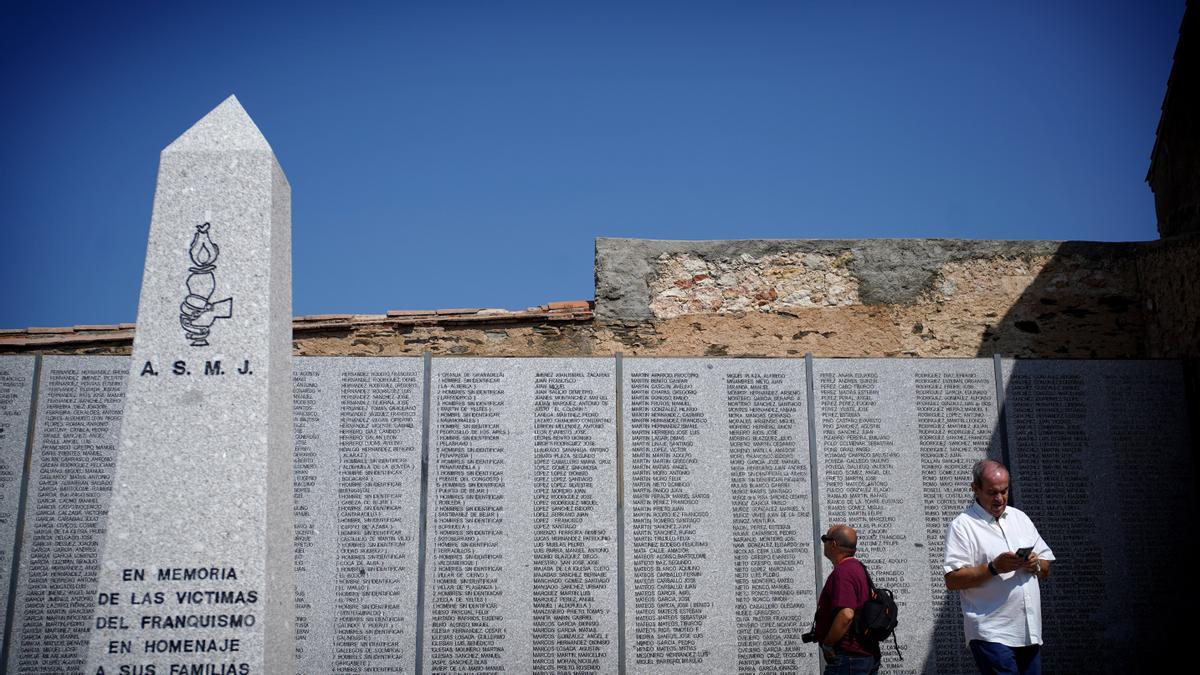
[0,355,36,650]
[1000,359,1193,674]
[622,358,816,675]
[812,358,1000,674]
[423,358,618,674]
[292,357,424,674]
[85,96,294,675]
[7,355,128,674]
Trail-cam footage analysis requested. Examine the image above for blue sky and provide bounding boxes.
[0,0,1185,328]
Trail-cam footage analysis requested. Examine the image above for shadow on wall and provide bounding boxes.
[973,232,1200,580]
[966,241,1146,359]
[954,232,1200,673]
[969,234,1200,360]
[917,357,1196,674]
[911,409,1006,674]
[907,237,1200,673]
[974,233,1200,499]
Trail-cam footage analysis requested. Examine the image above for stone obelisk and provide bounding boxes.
[86,96,294,675]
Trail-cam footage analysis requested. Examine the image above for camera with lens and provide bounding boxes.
[801,631,818,643]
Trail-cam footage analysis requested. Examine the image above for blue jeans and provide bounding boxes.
[969,640,1042,675]
[823,648,880,675]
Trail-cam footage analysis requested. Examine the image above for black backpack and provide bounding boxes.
[855,564,903,660]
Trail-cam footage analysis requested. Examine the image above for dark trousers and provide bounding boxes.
[969,640,1041,675]
[823,646,880,675]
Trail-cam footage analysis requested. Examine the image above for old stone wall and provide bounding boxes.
[595,237,1158,358]
[4,235,1198,359]
[1137,234,1200,356]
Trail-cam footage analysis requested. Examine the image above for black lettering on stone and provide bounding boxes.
[530,369,614,673]
[428,369,511,672]
[627,369,710,668]
[724,370,811,673]
[11,358,125,673]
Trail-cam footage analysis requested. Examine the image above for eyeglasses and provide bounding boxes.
[820,535,836,544]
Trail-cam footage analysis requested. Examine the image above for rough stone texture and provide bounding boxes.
[0,356,35,654]
[647,250,861,317]
[595,237,1155,358]
[599,237,1075,320]
[86,96,295,674]
[1137,233,1200,357]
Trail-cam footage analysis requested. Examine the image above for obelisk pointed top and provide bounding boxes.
[164,95,274,153]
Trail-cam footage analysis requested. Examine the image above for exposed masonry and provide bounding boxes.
[3,235,1198,359]
[594,237,1127,321]
[648,251,860,318]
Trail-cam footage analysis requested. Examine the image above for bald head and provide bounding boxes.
[971,459,1009,488]
[822,524,858,563]
[827,524,857,550]
[971,459,1011,518]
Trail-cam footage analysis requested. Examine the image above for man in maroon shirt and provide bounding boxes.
[814,524,881,675]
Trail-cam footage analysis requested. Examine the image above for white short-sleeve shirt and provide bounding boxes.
[943,502,1055,647]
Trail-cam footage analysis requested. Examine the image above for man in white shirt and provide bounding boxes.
[944,459,1054,675]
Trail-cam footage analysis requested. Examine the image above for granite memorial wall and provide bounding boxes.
[6,356,126,674]
[424,358,617,674]
[622,358,815,674]
[0,354,1192,674]
[0,355,37,661]
[292,357,424,674]
[811,358,1000,675]
[1000,359,1193,671]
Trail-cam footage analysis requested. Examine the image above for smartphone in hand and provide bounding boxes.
[1014,546,1033,559]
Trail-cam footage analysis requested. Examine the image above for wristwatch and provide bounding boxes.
[987,561,999,576]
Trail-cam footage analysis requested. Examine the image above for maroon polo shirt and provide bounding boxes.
[814,557,879,657]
